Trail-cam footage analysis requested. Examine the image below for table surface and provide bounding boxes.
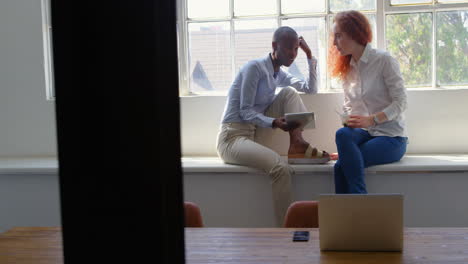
[0,227,63,264]
[1,227,468,264]
[185,227,468,264]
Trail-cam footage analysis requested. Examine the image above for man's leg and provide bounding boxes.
[217,123,293,227]
[270,87,309,114]
[259,87,328,157]
[334,127,373,193]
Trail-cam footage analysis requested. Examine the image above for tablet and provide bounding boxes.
[285,112,315,129]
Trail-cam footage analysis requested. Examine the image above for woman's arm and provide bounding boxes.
[347,54,406,128]
[380,54,407,121]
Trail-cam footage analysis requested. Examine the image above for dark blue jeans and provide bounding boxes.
[334,127,408,194]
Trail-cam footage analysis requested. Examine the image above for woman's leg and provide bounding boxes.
[359,136,408,168]
[334,127,373,193]
[334,161,347,193]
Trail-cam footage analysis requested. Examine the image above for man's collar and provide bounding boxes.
[265,53,275,74]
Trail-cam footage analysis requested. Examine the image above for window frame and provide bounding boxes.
[177,0,468,96]
[41,0,55,100]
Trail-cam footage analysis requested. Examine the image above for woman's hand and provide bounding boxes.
[346,115,374,128]
[299,36,312,59]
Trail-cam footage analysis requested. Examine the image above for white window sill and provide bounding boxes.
[0,157,58,175]
[4,155,467,175]
[182,154,468,174]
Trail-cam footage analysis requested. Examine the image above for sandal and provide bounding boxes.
[288,145,331,164]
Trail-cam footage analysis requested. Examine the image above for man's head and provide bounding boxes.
[272,26,299,67]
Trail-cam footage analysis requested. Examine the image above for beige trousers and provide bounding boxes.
[216,87,308,226]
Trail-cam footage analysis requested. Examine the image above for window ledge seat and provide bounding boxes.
[182,154,468,174]
[182,154,468,227]
[0,157,58,175]
[1,155,466,175]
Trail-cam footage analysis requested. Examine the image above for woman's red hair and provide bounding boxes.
[328,10,372,81]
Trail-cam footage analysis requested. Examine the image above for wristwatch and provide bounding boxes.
[373,115,380,125]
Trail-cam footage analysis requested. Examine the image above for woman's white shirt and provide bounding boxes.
[342,44,407,137]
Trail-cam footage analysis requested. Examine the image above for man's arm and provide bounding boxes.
[277,37,318,94]
[272,116,290,131]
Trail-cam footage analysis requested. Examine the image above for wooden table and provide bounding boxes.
[186,228,468,264]
[1,227,468,263]
[0,227,62,264]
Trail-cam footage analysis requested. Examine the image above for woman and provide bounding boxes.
[329,10,408,194]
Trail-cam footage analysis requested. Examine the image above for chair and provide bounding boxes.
[184,202,204,227]
[283,201,319,228]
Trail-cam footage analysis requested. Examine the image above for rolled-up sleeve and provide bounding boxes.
[381,55,407,121]
[239,62,275,127]
[343,90,352,115]
[278,56,318,94]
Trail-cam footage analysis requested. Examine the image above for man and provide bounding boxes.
[216,26,330,226]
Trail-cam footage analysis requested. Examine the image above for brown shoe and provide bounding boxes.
[288,145,331,164]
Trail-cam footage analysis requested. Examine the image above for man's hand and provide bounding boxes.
[346,115,375,128]
[272,117,289,131]
[299,36,312,59]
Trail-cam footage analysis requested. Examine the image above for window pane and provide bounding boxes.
[281,0,325,14]
[386,13,432,87]
[281,18,326,88]
[365,14,376,47]
[390,0,432,5]
[234,0,276,16]
[329,0,376,12]
[188,0,229,19]
[436,11,468,86]
[438,0,468,3]
[234,19,277,73]
[188,22,232,93]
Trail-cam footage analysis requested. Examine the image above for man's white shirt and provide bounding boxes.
[222,54,318,128]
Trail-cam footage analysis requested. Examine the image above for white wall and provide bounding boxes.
[181,89,468,156]
[0,173,61,233]
[0,0,57,158]
[184,170,468,227]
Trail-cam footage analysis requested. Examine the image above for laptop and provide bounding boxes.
[318,194,403,251]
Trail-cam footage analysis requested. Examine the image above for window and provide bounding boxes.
[41,0,54,100]
[386,0,468,88]
[177,0,468,95]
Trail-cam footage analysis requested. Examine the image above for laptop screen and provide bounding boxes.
[318,194,403,251]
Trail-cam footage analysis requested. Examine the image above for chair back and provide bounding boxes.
[184,202,204,227]
[283,201,319,228]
